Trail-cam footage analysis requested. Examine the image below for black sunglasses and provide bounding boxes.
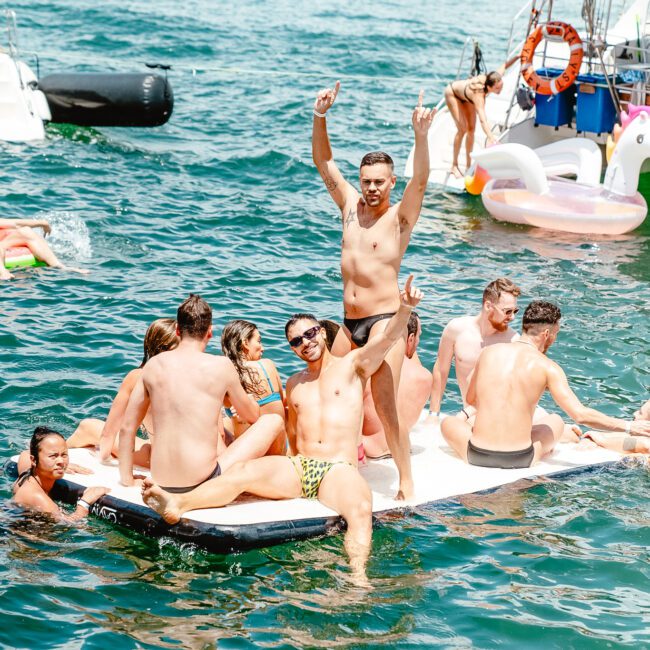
[288,325,321,348]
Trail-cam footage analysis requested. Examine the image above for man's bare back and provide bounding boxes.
[119,295,282,489]
[442,301,650,469]
[471,342,551,451]
[143,348,235,486]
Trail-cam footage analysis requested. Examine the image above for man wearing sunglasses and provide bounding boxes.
[441,301,650,469]
[426,277,521,425]
[143,276,423,580]
[311,82,434,501]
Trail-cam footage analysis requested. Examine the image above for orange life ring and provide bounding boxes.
[520,22,583,96]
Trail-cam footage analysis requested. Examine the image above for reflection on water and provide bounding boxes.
[1,464,649,647]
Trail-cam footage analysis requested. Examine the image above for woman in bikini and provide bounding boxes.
[13,427,109,521]
[221,319,287,456]
[67,318,179,465]
[444,55,519,178]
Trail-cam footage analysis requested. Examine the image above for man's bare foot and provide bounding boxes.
[0,269,15,281]
[450,165,463,179]
[141,477,182,524]
[561,424,581,443]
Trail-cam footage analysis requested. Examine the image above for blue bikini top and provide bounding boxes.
[224,361,282,417]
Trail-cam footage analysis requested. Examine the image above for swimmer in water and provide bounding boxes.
[13,427,109,521]
[0,218,89,280]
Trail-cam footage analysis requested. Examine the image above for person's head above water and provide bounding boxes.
[16,426,68,487]
[359,151,397,209]
[485,71,504,94]
[522,300,562,353]
[141,318,179,366]
[176,294,212,341]
[482,277,521,332]
[285,313,327,363]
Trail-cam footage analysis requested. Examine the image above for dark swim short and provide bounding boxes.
[467,440,535,469]
[160,463,221,494]
[343,312,396,347]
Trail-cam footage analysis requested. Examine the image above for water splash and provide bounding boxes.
[40,210,93,261]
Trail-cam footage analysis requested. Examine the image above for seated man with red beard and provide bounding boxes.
[425,278,521,425]
[441,301,650,468]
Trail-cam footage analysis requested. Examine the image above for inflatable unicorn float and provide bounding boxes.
[465,106,650,235]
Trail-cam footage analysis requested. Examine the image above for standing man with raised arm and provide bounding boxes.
[311,81,434,500]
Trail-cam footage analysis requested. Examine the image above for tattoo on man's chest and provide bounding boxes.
[344,209,357,227]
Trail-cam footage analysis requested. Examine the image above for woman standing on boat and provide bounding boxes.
[221,320,287,456]
[444,54,519,178]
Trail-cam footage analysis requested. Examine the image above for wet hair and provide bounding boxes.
[221,319,265,397]
[407,311,420,338]
[284,313,319,339]
[359,151,394,172]
[522,301,562,334]
[177,294,212,339]
[319,319,340,351]
[482,277,521,304]
[485,71,502,91]
[16,426,66,487]
[141,318,179,367]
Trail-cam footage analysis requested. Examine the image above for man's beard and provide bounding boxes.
[488,315,508,332]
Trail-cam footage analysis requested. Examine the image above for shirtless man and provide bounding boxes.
[142,277,423,579]
[118,294,284,489]
[426,277,520,425]
[441,301,650,468]
[0,217,88,280]
[362,311,432,458]
[312,81,434,500]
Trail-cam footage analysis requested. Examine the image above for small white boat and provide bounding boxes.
[405,0,650,194]
[0,10,50,142]
[0,9,173,144]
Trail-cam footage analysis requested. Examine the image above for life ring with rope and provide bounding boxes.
[520,22,583,96]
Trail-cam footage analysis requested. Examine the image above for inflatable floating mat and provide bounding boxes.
[5,416,621,552]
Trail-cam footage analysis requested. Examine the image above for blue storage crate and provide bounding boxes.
[533,68,575,127]
[576,74,617,134]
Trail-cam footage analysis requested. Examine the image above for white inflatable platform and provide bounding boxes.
[6,416,621,552]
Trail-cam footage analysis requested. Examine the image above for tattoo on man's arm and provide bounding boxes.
[344,209,357,227]
[324,175,338,192]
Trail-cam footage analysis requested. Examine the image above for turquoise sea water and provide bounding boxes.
[1,0,649,647]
